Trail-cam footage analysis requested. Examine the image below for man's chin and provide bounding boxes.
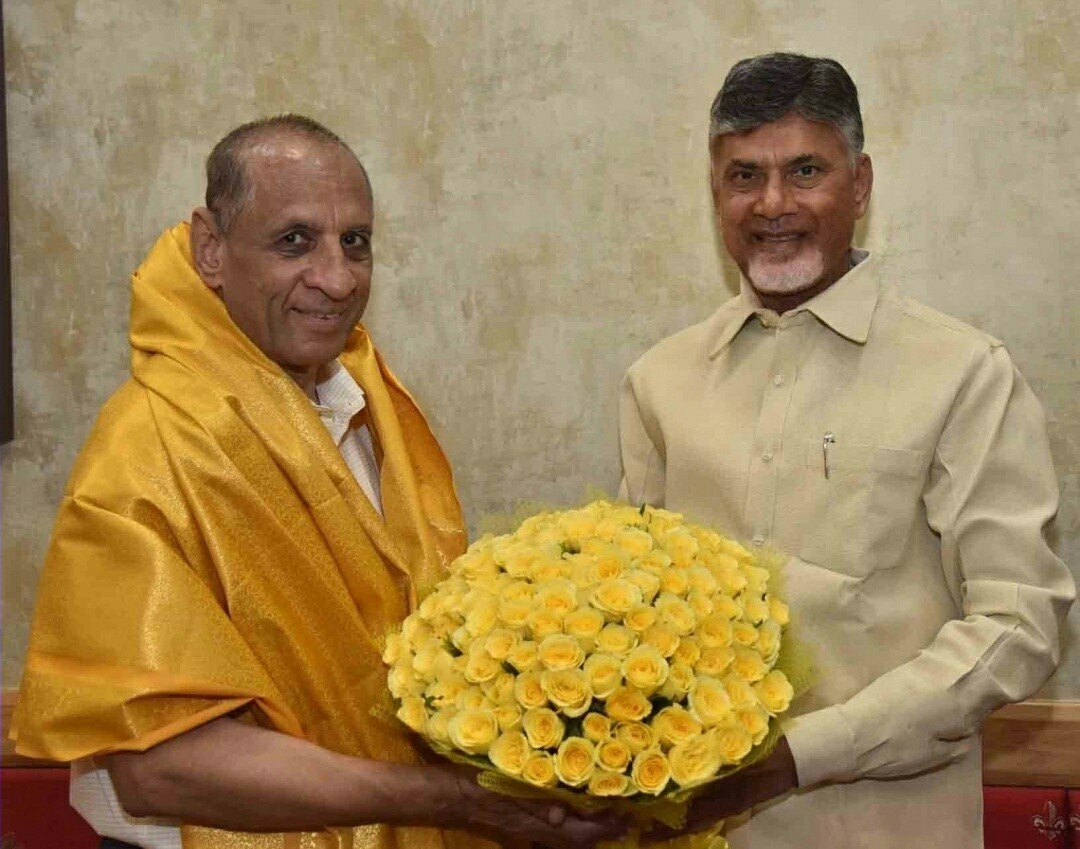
[747,254,825,297]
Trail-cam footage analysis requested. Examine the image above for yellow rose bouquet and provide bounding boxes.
[382,500,803,846]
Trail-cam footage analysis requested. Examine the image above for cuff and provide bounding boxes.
[782,706,858,788]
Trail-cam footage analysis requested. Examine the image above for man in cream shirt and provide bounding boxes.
[619,52,1075,847]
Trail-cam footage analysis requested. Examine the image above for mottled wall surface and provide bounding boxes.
[3,1,1078,695]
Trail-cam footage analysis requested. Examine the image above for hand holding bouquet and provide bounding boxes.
[383,500,799,844]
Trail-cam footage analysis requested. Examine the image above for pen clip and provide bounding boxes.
[822,432,835,479]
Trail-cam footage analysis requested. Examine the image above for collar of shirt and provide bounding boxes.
[708,248,878,358]
[312,360,368,445]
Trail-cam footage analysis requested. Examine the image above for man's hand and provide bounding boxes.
[644,736,799,843]
[444,766,628,849]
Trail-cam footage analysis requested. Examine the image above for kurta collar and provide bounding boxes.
[709,249,879,357]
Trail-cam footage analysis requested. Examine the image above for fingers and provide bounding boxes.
[546,804,567,827]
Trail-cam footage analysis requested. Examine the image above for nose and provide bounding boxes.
[305,243,356,300]
[753,172,795,220]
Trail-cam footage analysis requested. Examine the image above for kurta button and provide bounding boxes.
[752,533,765,546]
[772,374,784,386]
[762,450,773,462]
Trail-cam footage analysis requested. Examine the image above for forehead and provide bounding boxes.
[711,113,849,165]
[243,137,372,224]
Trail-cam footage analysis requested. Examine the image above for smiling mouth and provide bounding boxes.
[754,233,803,242]
[293,308,346,321]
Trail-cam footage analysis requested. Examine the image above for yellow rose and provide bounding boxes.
[672,636,703,667]
[658,661,696,701]
[498,598,533,629]
[604,686,652,723]
[538,634,586,671]
[464,599,499,638]
[499,580,534,602]
[499,544,540,577]
[541,668,593,717]
[641,622,681,658]
[451,625,474,653]
[592,578,643,617]
[402,615,434,647]
[669,733,722,787]
[737,706,771,745]
[495,702,523,732]
[484,628,519,661]
[582,711,613,742]
[631,749,671,796]
[481,670,516,705]
[554,737,597,788]
[428,613,458,640]
[615,721,656,754]
[396,696,428,733]
[754,670,794,716]
[464,650,502,684]
[695,646,735,677]
[768,595,791,626]
[687,565,718,596]
[412,640,452,680]
[614,527,655,557]
[655,593,697,635]
[731,646,769,683]
[689,675,733,728]
[596,737,633,772]
[447,708,499,755]
[741,565,771,595]
[489,731,531,775]
[527,608,564,640]
[388,662,423,698]
[687,590,714,620]
[596,624,639,656]
[659,529,699,568]
[710,593,743,620]
[659,567,691,597]
[645,507,683,536]
[559,510,597,542]
[742,594,769,624]
[522,707,566,750]
[593,517,623,542]
[425,673,468,708]
[589,545,631,582]
[624,569,662,604]
[623,603,659,633]
[521,751,558,788]
[732,622,759,648]
[583,652,623,699]
[535,580,578,616]
[455,685,491,712]
[713,722,754,765]
[532,556,570,583]
[699,614,734,648]
[622,645,670,694]
[417,591,447,621]
[717,537,753,561]
[426,707,455,745]
[381,632,407,665]
[507,639,540,672]
[722,673,758,710]
[589,770,631,797]
[514,670,548,710]
[633,549,674,575]
[711,564,748,595]
[756,620,782,664]
[563,607,606,648]
[651,705,703,749]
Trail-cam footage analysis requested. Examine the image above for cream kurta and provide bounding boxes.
[619,251,1075,848]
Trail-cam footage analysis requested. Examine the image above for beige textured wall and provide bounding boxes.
[3,1,1078,696]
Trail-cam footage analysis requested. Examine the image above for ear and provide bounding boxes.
[190,207,226,291]
[853,153,873,219]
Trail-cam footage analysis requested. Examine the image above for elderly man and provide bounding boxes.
[12,116,621,849]
[620,53,1075,847]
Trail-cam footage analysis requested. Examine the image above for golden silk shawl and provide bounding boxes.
[13,223,480,849]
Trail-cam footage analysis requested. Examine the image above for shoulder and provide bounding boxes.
[875,289,1003,354]
[627,296,745,387]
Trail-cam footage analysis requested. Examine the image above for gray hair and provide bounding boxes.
[205,114,371,233]
[709,53,864,156]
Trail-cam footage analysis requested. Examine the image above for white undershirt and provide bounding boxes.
[70,362,382,848]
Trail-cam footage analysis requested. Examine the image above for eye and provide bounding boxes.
[791,163,823,184]
[342,230,372,255]
[278,230,311,253]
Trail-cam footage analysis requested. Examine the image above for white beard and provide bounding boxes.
[748,248,826,297]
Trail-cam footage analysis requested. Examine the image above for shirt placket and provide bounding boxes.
[743,313,804,548]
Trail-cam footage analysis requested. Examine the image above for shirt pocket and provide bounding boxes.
[798,441,925,578]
